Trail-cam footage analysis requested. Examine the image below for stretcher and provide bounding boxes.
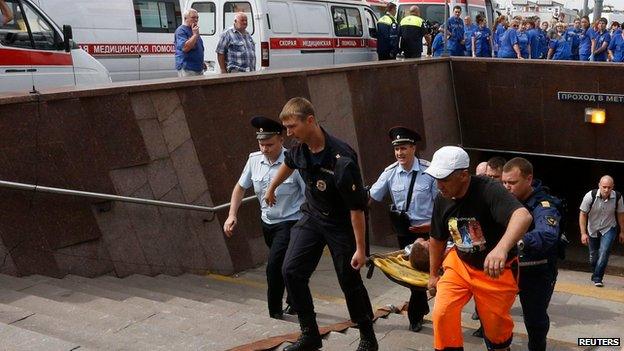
[366,249,430,290]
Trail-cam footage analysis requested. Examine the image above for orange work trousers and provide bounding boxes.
[433,249,518,350]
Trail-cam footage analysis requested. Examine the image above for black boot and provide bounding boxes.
[356,321,378,351]
[284,314,322,351]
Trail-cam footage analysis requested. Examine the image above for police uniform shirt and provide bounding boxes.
[284,128,367,227]
[369,157,437,225]
[238,148,306,224]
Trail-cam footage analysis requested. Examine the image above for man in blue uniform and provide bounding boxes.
[265,97,378,351]
[376,2,399,60]
[447,6,465,56]
[463,16,478,57]
[502,157,561,351]
[369,127,437,333]
[224,116,306,319]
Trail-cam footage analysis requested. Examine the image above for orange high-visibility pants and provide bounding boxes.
[433,249,519,350]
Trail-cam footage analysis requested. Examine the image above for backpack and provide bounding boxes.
[586,189,622,232]
[530,189,569,260]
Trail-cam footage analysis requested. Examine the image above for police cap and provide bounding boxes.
[388,126,422,146]
[250,116,285,140]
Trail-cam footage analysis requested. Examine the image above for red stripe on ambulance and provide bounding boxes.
[0,48,72,66]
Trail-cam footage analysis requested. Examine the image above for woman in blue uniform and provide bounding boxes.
[472,14,492,57]
[493,15,508,57]
[591,18,611,61]
[498,19,522,59]
[547,22,573,60]
[432,26,446,57]
[608,28,624,62]
[578,16,593,61]
[517,19,531,59]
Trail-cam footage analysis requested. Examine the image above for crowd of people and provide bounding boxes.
[376,3,624,62]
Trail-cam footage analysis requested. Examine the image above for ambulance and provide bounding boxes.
[33,0,378,81]
[0,0,110,94]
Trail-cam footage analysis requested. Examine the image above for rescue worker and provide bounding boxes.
[578,16,593,61]
[399,5,425,59]
[369,127,437,332]
[264,97,378,351]
[432,25,447,57]
[463,16,478,57]
[567,18,582,60]
[426,146,532,351]
[539,21,550,59]
[608,28,624,62]
[502,158,561,351]
[590,18,611,62]
[517,19,531,59]
[447,5,465,56]
[376,2,399,60]
[472,14,492,58]
[527,20,542,59]
[224,116,306,319]
[498,19,523,59]
[547,22,573,60]
[493,15,508,57]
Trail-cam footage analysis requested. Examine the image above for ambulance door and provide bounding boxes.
[0,0,35,93]
[135,0,182,79]
[21,0,74,90]
[364,7,378,61]
[288,2,333,68]
[331,5,368,65]
[190,0,218,73]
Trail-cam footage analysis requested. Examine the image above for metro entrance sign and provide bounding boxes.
[557,91,624,104]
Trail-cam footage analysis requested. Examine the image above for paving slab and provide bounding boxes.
[0,322,81,351]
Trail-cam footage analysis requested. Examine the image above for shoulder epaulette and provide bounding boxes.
[419,159,431,167]
[248,151,262,158]
[384,161,399,172]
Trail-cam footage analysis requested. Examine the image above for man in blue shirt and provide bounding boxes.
[447,6,465,56]
[224,116,306,320]
[370,126,437,333]
[174,9,205,77]
[216,12,256,73]
[463,16,478,57]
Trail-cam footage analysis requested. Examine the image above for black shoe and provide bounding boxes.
[284,314,322,351]
[356,321,378,351]
[283,304,297,315]
[472,326,484,338]
[270,312,284,320]
[409,320,423,332]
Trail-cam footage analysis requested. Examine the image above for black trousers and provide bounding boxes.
[518,261,558,351]
[397,235,430,325]
[261,220,297,316]
[282,215,374,324]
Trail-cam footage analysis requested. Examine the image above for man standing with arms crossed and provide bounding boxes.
[264,97,378,351]
[369,127,436,332]
[224,116,305,319]
[426,146,532,351]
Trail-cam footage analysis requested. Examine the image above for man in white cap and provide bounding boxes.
[425,146,532,351]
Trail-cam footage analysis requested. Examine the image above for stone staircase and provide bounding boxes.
[0,249,611,350]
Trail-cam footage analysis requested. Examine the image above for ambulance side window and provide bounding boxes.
[134,0,182,33]
[331,7,363,37]
[20,0,59,50]
[224,2,254,35]
[191,2,216,35]
[0,0,33,49]
[364,9,377,38]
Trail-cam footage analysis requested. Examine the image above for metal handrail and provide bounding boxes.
[0,180,256,212]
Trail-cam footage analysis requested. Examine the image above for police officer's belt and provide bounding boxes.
[519,259,548,267]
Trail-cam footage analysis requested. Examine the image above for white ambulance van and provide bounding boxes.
[33,0,377,81]
[0,0,110,94]
[396,0,494,26]
[188,0,378,71]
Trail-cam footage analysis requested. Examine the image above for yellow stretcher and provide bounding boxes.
[366,250,430,290]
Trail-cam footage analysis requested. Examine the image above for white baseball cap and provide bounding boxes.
[424,146,470,179]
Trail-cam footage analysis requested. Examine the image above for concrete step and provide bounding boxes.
[0,321,83,351]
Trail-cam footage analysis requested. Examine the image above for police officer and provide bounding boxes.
[399,5,426,58]
[224,116,306,320]
[501,157,561,351]
[369,127,437,332]
[376,2,399,60]
[265,97,378,351]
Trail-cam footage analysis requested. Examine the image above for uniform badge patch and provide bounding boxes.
[316,180,327,191]
[546,216,557,226]
[541,201,551,208]
[335,154,341,159]
[352,184,356,191]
